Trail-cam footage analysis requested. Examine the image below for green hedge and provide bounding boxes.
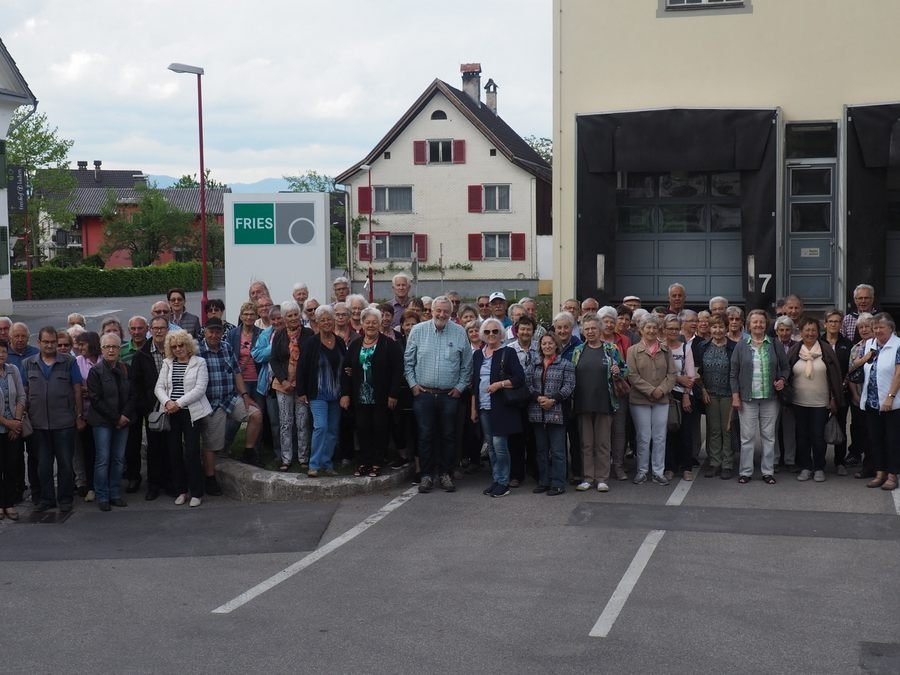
[11,262,210,300]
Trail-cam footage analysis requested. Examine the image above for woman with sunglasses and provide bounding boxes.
[471,318,526,498]
[155,330,212,507]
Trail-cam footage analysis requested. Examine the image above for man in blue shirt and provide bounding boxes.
[198,318,262,496]
[404,296,472,493]
[22,326,84,513]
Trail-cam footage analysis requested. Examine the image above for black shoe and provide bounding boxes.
[205,476,223,497]
[125,478,142,494]
[483,482,498,496]
[145,487,160,501]
[389,458,409,470]
[418,476,434,493]
[532,485,549,494]
[59,503,73,513]
[846,455,861,467]
[77,485,89,499]
[99,501,111,512]
[110,498,128,507]
[547,486,565,496]
[411,472,421,485]
[33,502,53,512]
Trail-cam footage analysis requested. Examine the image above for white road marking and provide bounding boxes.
[893,489,900,516]
[589,529,666,638]
[665,475,696,507]
[211,487,419,614]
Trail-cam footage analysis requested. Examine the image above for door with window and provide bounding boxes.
[785,161,837,304]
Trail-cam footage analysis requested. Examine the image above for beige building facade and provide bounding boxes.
[554,0,900,311]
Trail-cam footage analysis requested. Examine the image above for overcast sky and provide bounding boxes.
[2,0,551,185]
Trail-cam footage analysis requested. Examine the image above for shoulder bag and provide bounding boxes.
[498,349,530,408]
[147,401,170,432]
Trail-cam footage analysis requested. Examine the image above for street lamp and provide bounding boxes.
[168,62,208,322]
[360,163,374,302]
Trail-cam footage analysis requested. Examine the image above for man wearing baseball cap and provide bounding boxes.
[489,291,512,328]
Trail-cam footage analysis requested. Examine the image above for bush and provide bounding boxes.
[11,262,210,300]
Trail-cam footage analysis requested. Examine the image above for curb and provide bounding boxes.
[215,457,415,502]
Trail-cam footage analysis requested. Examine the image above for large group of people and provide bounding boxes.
[0,277,896,520]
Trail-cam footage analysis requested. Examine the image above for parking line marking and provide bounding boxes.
[211,487,418,614]
[893,490,900,517]
[665,475,696,507]
[589,529,666,638]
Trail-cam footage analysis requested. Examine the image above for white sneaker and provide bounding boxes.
[596,482,609,493]
[576,481,593,491]
[84,490,96,503]
[796,469,812,482]
[813,470,826,483]
[189,497,202,507]
[174,493,187,505]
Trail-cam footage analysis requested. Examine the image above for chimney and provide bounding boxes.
[93,160,102,182]
[77,161,88,171]
[484,78,498,114]
[460,63,482,105]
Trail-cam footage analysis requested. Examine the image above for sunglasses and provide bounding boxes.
[484,329,501,335]
[477,304,490,308]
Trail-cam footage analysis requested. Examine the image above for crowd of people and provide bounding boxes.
[0,277,896,519]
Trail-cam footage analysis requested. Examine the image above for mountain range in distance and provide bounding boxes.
[148,175,291,193]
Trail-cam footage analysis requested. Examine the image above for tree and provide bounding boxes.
[99,186,194,267]
[5,108,77,265]
[284,169,335,193]
[171,168,228,189]
[524,135,552,166]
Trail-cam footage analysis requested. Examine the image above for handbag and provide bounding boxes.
[498,349,530,408]
[20,412,33,438]
[667,397,682,432]
[613,375,630,398]
[147,402,170,432]
[824,413,845,446]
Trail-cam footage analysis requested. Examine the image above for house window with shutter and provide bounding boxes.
[484,185,510,212]
[423,139,465,164]
[374,186,412,213]
[428,140,452,164]
[470,232,526,261]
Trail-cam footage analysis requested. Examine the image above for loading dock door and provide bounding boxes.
[785,162,836,303]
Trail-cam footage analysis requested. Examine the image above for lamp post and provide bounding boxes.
[360,163,374,302]
[168,62,208,322]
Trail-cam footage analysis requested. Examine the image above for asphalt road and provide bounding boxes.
[2,459,898,674]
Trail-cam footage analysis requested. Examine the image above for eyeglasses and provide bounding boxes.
[102,345,121,350]
[172,344,187,349]
[477,304,489,308]
[151,326,168,331]
[484,329,501,335]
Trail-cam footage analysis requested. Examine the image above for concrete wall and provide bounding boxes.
[344,90,540,286]
[553,0,900,306]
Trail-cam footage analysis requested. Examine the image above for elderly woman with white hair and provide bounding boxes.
[471,317,526,498]
[297,305,347,477]
[598,305,631,480]
[270,300,314,471]
[553,310,583,482]
[626,314,676,485]
[341,306,403,477]
[347,294,368,334]
[847,312,876,474]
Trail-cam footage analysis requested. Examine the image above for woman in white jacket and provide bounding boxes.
[155,330,212,507]
[859,313,900,491]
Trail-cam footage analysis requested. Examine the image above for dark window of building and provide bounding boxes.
[383,151,391,160]
[431,110,447,120]
[786,123,838,159]
[429,139,453,163]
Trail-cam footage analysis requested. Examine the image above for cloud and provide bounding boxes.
[49,51,107,83]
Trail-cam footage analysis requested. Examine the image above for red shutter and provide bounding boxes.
[467,185,483,213]
[358,233,371,261]
[413,140,427,165]
[414,234,428,261]
[358,186,371,214]
[510,232,526,260]
[468,233,483,261]
[452,139,466,164]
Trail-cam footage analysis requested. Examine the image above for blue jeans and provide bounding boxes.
[480,410,510,486]
[309,399,340,470]
[413,391,459,478]
[34,427,76,508]
[92,425,129,503]
[532,422,567,488]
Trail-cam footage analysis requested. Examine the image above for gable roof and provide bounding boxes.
[336,78,550,185]
[0,38,36,106]
[68,166,147,189]
[62,187,230,217]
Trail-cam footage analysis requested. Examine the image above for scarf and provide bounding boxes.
[798,341,822,378]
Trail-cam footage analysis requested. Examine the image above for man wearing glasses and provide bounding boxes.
[842,284,877,343]
[304,299,320,333]
[404,296,473,493]
[21,327,85,513]
[130,316,172,500]
[120,315,149,493]
[476,295,492,321]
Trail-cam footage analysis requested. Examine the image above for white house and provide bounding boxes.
[0,39,36,313]
[336,63,551,300]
